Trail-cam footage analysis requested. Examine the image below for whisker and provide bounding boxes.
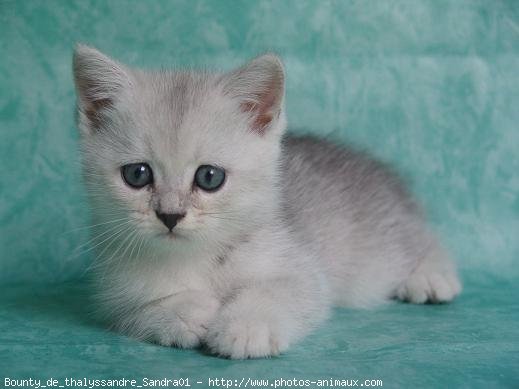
[82,224,135,275]
[63,217,131,234]
[116,228,141,268]
[71,219,134,254]
[135,230,146,260]
[103,226,139,270]
[78,223,134,276]
[94,223,135,262]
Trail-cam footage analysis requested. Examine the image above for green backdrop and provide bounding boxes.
[1,1,518,387]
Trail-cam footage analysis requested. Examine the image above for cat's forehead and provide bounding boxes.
[136,71,219,129]
[130,71,249,168]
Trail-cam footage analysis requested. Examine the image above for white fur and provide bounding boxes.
[73,45,461,359]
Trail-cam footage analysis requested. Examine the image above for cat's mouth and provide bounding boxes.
[158,231,186,241]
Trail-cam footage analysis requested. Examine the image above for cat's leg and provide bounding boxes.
[119,290,220,348]
[205,277,330,359]
[395,242,462,304]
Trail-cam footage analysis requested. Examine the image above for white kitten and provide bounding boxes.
[73,45,461,359]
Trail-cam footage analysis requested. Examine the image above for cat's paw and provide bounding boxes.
[204,296,289,359]
[151,292,220,348]
[205,315,287,359]
[396,266,461,304]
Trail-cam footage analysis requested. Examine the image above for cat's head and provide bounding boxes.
[73,45,286,255]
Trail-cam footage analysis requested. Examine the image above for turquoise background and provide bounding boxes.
[0,0,518,387]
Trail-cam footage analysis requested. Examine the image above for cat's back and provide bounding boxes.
[281,134,419,221]
[280,134,427,305]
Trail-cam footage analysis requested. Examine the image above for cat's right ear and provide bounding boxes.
[72,44,132,134]
[221,54,286,137]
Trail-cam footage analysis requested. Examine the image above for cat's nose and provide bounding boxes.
[155,211,185,231]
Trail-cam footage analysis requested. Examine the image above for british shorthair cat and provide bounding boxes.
[73,45,461,359]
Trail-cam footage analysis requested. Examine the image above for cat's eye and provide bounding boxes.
[194,165,226,192]
[121,163,153,189]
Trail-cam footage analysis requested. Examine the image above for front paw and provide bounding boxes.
[205,305,288,359]
[151,292,220,349]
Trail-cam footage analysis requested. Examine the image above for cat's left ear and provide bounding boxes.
[222,54,285,136]
[73,44,133,133]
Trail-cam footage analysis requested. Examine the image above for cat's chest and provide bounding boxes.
[105,258,215,303]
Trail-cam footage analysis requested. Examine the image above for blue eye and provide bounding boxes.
[121,163,153,188]
[194,165,226,192]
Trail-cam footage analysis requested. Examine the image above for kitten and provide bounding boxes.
[73,45,461,359]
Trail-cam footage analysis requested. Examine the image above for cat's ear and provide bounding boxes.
[72,44,132,133]
[223,54,285,136]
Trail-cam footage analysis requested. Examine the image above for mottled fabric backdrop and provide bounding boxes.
[0,1,518,387]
